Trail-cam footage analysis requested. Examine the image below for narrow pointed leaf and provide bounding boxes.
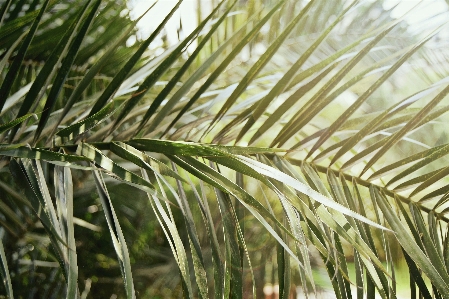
[163,0,287,135]
[0,113,36,134]
[0,0,12,28]
[173,174,208,299]
[373,187,449,297]
[410,166,449,197]
[76,143,155,193]
[55,166,78,299]
[127,138,284,156]
[231,61,338,145]
[409,204,448,280]
[0,144,89,162]
[7,1,86,142]
[385,143,449,186]
[234,0,356,144]
[0,238,13,299]
[110,0,225,133]
[0,0,50,112]
[237,155,388,230]
[360,83,449,176]
[149,12,250,137]
[54,100,122,145]
[393,168,442,192]
[310,37,437,159]
[141,170,194,298]
[48,4,157,138]
[136,0,234,134]
[273,20,400,148]
[110,142,186,182]
[92,170,136,299]
[206,0,317,135]
[34,0,102,143]
[402,249,432,299]
[88,0,183,116]
[330,80,441,166]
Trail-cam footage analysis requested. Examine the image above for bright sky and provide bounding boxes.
[127,0,449,46]
[384,0,448,31]
[127,0,210,46]
[384,0,446,19]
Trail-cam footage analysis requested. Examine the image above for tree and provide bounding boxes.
[0,0,448,298]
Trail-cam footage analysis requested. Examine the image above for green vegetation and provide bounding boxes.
[0,0,448,298]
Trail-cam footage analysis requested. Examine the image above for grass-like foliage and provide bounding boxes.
[0,0,448,298]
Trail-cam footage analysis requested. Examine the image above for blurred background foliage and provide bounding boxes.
[0,0,449,298]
